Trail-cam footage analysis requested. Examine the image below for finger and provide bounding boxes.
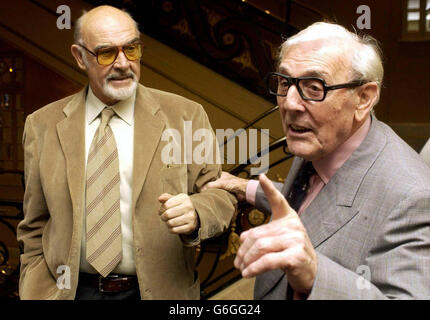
[234,253,243,270]
[236,227,279,268]
[240,232,303,269]
[237,220,296,254]
[163,193,189,210]
[163,210,197,234]
[235,232,253,270]
[239,224,287,244]
[169,224,194,235]
[200,181,217,191]
[241,249,295,278]
[164,212,192,228]
[259,174,295,220]
[158,193,173,203]
[201,173,230,190]
[158,193,173,216]
[235,233,257,270]
[201,172,228,190]
[160,204,188,222]
[239,230,249,243]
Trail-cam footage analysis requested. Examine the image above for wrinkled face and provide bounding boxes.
[278,39,359,161]
[81,14,141,105]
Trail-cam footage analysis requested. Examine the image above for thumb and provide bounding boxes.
[158,193,173,203]
[200,182,212,192]
[201,178,222,191]
[259,174,295,221]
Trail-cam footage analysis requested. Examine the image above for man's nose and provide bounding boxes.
[280,84,306,112]
[113,49,129,69]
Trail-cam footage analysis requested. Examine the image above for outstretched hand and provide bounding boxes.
[234,174,317,294]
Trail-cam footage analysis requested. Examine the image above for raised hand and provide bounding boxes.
[234,174,317,294]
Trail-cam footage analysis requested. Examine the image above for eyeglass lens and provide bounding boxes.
[96,43,142,65]
[268,74,325,100]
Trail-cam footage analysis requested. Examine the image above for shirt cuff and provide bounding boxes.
[245,180,259,206]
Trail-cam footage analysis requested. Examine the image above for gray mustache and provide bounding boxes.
[106,72,136,81]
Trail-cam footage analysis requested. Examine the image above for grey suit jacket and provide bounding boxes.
[253,117,430,299]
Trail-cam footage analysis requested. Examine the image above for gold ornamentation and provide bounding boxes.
[247,209,265,226]
[275,173,285,183]
[220,230,240,261]
[220,207,240,260]
[232,47,258,73]
[222,33,235,46]
[202,6,223,27]
[172,18,194,38]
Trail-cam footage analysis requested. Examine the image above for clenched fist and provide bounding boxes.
[158,193,199,235]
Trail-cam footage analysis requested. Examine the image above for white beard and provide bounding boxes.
[80,49,138,102]
[103,78,137,101]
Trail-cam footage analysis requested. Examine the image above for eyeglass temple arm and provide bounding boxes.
[326,81,367,91]
[77,44,97,57]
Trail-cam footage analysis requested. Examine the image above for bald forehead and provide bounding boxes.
[80,6,139,45]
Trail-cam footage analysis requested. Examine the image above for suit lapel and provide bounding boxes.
[131,85,165,209]
[281,157,305,197]
[301,116,387,248]
[56,87,87,216]
[299,181,359,248]
[254,269,286,299]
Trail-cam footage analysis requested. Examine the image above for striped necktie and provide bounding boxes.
[85,107,122,277]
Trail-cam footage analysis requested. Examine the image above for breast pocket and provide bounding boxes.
[162,164,188,195]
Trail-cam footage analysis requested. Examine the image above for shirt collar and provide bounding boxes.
[312,116,371,184]
[86,86,135,126]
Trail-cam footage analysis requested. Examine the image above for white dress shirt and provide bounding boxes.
[79,87,136,275]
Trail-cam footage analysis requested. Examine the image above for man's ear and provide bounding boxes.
[354,82,379,122]
[70,44,87,71]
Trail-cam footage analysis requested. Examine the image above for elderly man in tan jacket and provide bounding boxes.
[17,5,236,300]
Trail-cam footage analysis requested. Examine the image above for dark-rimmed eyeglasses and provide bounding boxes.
[266,72,368,102]
[78,41,143,65]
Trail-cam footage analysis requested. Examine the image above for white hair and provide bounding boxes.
[279,22,384,105]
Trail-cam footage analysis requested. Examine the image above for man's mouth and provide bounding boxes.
[289,124,312,134]
[109,76,132,81]
[107,73,135,82]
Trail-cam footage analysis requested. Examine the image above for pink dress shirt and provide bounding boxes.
[246,117,371,214]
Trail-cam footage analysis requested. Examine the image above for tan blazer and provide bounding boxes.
[17,84,236,300]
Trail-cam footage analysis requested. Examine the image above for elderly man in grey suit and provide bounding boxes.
[204,22,430,299]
